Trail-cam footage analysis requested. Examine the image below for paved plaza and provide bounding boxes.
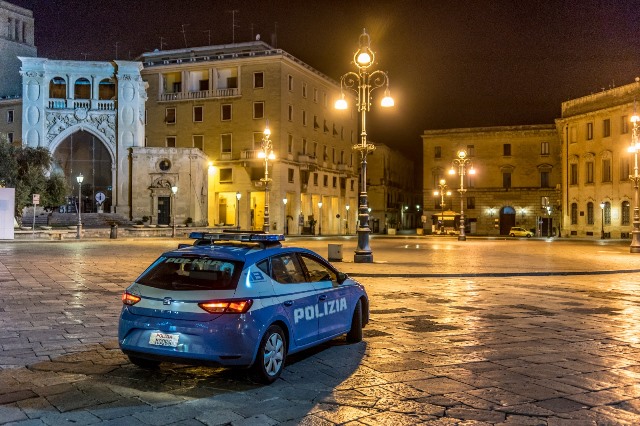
[1,236,640,425]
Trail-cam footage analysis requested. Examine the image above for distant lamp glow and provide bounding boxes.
[76,173,83,239]
[335,93,348,110]
[381,87,394,107]
[171,185,178,238]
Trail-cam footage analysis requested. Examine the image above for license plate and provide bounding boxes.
[149,332,179,347]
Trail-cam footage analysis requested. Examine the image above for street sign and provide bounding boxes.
[96,192,106,204]
[32,194,40,205]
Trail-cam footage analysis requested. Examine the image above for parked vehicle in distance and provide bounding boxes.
[509,226,534,238]
[118,231,369,384]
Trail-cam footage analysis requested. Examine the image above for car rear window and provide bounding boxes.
[137,256,241,290]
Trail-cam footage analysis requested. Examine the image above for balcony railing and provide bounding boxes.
[159,88,240,102]
[47,99,116,111]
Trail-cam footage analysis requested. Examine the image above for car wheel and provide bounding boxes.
[250,325,286,384]
[346,299,363,343]
[509,233,515,237]
[128,355,160,370]
[526,234,532,238]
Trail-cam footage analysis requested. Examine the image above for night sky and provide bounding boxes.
[8,0,640,160]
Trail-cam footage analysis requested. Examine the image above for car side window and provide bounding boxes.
[270,254,306,284]
[256,259,269,275]
[299,254,337,283]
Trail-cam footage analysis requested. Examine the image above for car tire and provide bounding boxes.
[509,233,515,237]
[250,325,286,384]
[128,355,160,370]
[526,234,532,238]
[346,299,363,343]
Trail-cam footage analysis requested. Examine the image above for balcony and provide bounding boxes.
[159,88,240,102]
[47,99,116,111]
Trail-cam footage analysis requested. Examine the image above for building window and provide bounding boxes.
[302,110,307,126]
[165,108,176,124]
[571,203,578,225]
[603,118,611,138]
[313,142,318,157]
[586,122,593,140]
[570,164,578,185]
[313,115,319,130]
[622,115,630,134]
[7,132,13,144]
[332,147,336,163]
[302,138,308,154]
[540,171,550,188]
[288,75,293,91]
[604,202,611,225]
[621,157,630,181]
[221,134,232,154]
[221,104,232,121]
[323,119,329,133]
[7,110,14,123]
[602,159,611,182]
[467,145,475,157]
[219,168,232,182]
[166,136,176,147]
[467,197,475,209]
[253,132,263,150]
[502,172,511,188]
[586,161,594,184]
[541,141,549,155]
[570,126,577,143]
[288,168,294,183]
[313,173,318,186]
[253,102,264,119]
[587,202,594,225]
[288,134,293,153]
[302,82,307,98]
[253,72,264,89]
[313,88,318,102]
[332,176,337,188]
[503,144,511,156]
[288,105,293,121]
[467,174,475,188]
[323,175,328,187]
[434,146,441,159]
[193,106,203,122]
[622,201,631,226]
[193,135,204,150]
[323,146,328,161]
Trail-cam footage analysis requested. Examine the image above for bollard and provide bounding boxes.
[110,223,118,239]
[327,244,343,262]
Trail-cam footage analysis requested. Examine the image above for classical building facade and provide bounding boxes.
[139,41,359,234]
[556,79,640,239]
[422,125,561,236]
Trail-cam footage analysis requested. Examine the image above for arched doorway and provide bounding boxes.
[52,131,113,213]
[500,206,516,235]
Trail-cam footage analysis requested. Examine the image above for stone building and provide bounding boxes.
[422,125,561,236]
[556,79,640,239]
[139,41,359,234]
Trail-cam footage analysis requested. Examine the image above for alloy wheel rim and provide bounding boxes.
[263,332,284,376]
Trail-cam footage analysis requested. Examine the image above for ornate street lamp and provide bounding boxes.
[345,204,350,235]
[282,198,288,235]
[600,201,606,239]
[258,121,275,233]
[449,150,476,241]
[171,185,178,238]
[236,191,241,230]
[629,112,640,252]
[318,201,323,236]
[433,178,451,235]
[336,28,394,263]
[76,173,83,239]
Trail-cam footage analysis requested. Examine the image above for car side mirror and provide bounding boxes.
[337,272,348,284]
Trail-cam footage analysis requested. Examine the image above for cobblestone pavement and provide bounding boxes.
[1,236,640,425]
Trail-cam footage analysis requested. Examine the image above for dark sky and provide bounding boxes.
[9,0,640,159]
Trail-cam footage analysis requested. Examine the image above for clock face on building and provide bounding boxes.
[159,159,171,171]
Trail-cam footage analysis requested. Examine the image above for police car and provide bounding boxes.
[118,231,369,384]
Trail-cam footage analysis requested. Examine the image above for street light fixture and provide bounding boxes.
[171,185,178,238]
[449,149,476,241]
[76,173,83,239]
[600,201,605,239]
[336,28,394,263]
[345,204,350,235]
[629,111,640,252]
[282,198,288,235]
[318,201,323,236]
[236,191,241,230]
[258,121,275,233]
[433,178,451,235]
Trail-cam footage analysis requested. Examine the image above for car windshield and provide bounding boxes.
[137,256,241,290]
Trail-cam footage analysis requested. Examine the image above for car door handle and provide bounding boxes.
[283,300,294,307]
[319,295,327,301]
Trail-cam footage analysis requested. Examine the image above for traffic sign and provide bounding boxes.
[32,194,40,205]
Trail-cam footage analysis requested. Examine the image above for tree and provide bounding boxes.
[0,135,68,223]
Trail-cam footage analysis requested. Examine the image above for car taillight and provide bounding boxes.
[122,291,141,306]
[198,299,253,314]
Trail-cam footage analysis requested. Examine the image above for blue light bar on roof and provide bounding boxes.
[189,232,285,242]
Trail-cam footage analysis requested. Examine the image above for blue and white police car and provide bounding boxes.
[118,232,369,384]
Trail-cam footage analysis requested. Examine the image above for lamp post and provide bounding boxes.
[629,112,640,252]
[258,121,275,233]
[76,173,83,239]
[449,149,476,241]
[171,185,178,238]
[236,191,241,230]
[318,201,323,236]
[345,204,350,235]
[433,179,451,234]
[600,201,605,239]
[283,198,288,235]
[336,28,394,263]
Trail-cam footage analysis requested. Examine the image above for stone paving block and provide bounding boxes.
[565,388,631,407]
[354,410,424,425]
[311,404,374,424]
[230,413,278,426]
[534,397,587,413]
[38,410,102,425]
[408,377,474,394]
[0,404,29,423]
[445,406,506,422]
[130,402,203,426]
